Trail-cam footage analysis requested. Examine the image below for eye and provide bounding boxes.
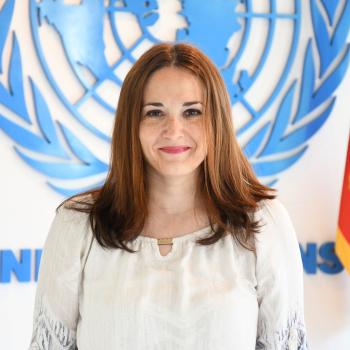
[184,108,202,117]
[145,109,163,118]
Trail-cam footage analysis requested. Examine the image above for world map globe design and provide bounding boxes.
[29,0,301,142]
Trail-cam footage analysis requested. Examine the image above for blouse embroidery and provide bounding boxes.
[256,309,308,349]
[30,295,77,350]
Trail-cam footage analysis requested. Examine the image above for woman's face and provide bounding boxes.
[139,67,207,178]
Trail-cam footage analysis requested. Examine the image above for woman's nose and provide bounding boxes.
[163,116,184,137]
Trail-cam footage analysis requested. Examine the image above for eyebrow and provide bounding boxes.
[142,101,203,107]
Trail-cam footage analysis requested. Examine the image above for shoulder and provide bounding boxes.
[255,197,295,237]
[254,197,299,256]
[56,193,94,224]
[45,195,94,254]
[55,205,89,227]
[255,197,291,225]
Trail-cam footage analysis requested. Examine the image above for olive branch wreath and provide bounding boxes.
[0,0,349,196]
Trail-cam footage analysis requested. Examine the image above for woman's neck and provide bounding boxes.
[143,171,209,235]
[146,169,202,216]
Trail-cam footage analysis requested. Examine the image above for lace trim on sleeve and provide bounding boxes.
[256,309,309,350]
[29,295,77,350]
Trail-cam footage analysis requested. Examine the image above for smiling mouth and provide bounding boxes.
[159,146,191,154]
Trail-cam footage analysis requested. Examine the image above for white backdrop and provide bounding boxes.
[0,0,350,349]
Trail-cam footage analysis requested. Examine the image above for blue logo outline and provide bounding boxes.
[0,0,349,196]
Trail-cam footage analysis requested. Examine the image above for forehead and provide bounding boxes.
[143,67,204,102]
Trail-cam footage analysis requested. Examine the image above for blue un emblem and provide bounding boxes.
[0,0,349,196]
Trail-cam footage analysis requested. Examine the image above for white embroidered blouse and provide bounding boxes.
[29,198,308,349]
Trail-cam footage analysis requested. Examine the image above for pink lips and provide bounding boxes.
[159,146,191,154]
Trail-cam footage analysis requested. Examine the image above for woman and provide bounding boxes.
[29,43,308,349]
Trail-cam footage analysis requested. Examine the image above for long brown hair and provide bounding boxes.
[61,42,276,253]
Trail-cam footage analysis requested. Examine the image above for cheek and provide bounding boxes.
[139,125,155,154]
[191,125,206,148]
[139,123,148,143]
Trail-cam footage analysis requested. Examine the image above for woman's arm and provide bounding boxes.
[29,206,93,350]
[255,199,309,349]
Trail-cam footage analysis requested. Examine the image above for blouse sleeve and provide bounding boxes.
[29,205,93,350]
[255,199,309,350]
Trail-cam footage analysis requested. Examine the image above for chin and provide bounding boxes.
[156,164,202,178]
